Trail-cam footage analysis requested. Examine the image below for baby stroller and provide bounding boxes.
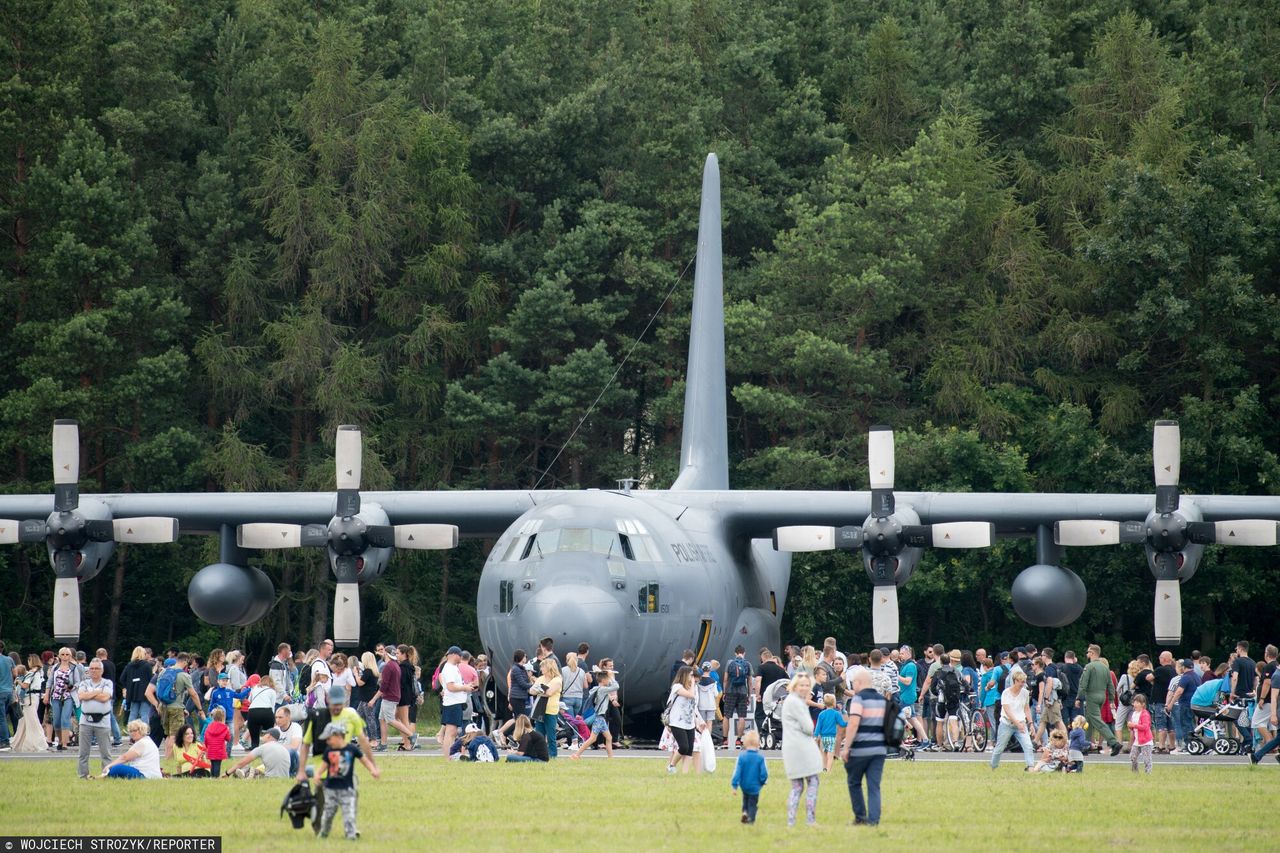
[759,681,789,750]
[557,710,590,749]
[1186,699,1248,755]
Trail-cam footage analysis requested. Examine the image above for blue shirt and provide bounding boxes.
[730,749,768,794]
[898,661,918,705]
[0,654,13,696]
[1176,671,1201,706]
[815,707,847,738]
[1191,678,1223,707]
[980,669,1002,707]
[847,688,887,757]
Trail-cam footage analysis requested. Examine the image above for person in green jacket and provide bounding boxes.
[1074,644,1121,755]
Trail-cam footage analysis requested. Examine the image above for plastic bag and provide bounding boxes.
[698,728,716,772]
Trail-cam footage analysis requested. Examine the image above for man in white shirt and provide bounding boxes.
[439,646,475,758]
[990,668,1035,770]
[76,660,114,779]
[274,707,305,774]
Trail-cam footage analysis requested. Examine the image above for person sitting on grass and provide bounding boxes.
[171,724,210,776]
[570,668,620,759]
[730,729,768,824]
[1032,729,1070,772]
[222,726,292,778]
[101,720,163,779]
[505,714,549,763]
[314,722,380,840]
[449,723,499,762]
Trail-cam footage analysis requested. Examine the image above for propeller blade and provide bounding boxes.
[52,419,79,512]
[931,521,996,548]
[19,519,48,543]
[0,520,20,545]
[772,526,834,552]
[393,524,458,550]
[333,582,360,647]
[84,519,116,542]
[300,524,330,548]
[1153,420,1180,513]
[1054,519,1147,546]
[1153,579,1181,645]
[113,517,179,544]
[871,584,899,646]
[237,523,304,549]
[335,425,362,490]
[1202,519,1278,547]
[867,425,894,490]
[53,576,81,642]
[364,525,395,549]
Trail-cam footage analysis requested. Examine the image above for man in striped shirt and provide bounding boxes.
[839,669,888,826]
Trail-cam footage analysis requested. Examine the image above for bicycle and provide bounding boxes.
[943,702,989,752]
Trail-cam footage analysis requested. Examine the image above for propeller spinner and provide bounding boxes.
[1054,420,1278,644]
[236,425,458,646]
[772,425,995,645]
[0,420,179,641]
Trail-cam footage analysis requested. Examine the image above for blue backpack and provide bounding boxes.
[156,668,180,705]
[726,658,750,690]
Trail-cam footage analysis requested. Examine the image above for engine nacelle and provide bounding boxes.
[1011,564,1086,627]
[188,562,275,626]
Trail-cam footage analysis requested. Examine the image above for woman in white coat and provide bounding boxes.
[781,672,823,826]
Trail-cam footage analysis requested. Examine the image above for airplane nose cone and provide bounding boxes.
[520,586,625,657]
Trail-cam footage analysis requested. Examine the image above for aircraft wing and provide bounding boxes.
[700,490,1280,540]
[0,490,546,538]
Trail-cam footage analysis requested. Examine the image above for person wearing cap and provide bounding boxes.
[295,684,376,782]
[1165,658,1201,753]
[451,722,499,762]
[439,645,476,759]
[223,725,292,778]
[206,670,249,742]
[315,721,380,841]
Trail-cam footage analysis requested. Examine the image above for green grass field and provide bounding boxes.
[0,756,1271,851]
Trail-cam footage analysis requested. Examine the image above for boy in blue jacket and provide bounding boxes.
[205,671,249,738]
[730,730,768,823]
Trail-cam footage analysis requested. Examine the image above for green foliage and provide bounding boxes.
[2,0,1280,665]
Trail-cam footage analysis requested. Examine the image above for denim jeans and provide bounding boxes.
[1173,704,1193,744]
[50,697,74,732]
[127,702,153,727]
[990,721,1035,768]
[741,791,759,822]
[845,753,886,825]
[1252,731,1280,763]
[0,692,11,743]
[537,713,558,758]
[562,696,584,719]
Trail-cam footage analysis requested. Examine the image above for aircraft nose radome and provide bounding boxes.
[520,586,625,653]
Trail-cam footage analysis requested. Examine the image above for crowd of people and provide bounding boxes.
[1,630,1275,830]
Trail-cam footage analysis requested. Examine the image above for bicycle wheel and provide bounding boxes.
[943,709,964,752]
[970,707,988,752]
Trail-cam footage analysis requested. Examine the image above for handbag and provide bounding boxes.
[659,691,678,727]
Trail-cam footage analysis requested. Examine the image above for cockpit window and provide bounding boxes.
[501,526,657,561]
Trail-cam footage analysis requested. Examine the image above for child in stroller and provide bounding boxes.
[758,680,789,750]
[1186,698,1248,755]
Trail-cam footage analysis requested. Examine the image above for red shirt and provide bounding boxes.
[203,721,232,760]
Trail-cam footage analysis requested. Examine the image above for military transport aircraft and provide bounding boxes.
[3,154,1280,711]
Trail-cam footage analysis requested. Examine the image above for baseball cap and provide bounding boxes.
[319,722,347,740]
[998,651,1010,660]
[1181,659,1194,668]
[464,723,481,734]
[263,727,282,740]
[328,684,348,704]
[217,671,230,680]
[447,645,463,656]
[701,661,712,672]
[164,657,178,667]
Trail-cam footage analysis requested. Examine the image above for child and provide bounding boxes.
[814,694,846,772]
[1127,694,1154,773]
[203,707,232,778]
[571,669,619,759]
[730,730,768,824]
[1033,729,1070,772]
[316,721,380,839]
[1067,715,1089,772]
[205,671,248,743]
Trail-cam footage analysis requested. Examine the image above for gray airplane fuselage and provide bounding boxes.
[476,489,787,710]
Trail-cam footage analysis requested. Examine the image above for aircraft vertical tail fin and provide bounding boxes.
[672,154,729,491]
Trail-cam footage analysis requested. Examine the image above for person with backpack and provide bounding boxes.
[154,654,204,759]
[723,646,752,749]
[933,651,964,748]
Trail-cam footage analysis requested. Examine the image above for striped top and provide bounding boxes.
[847,687,888,757]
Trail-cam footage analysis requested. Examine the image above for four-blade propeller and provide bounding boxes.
[0,420,179,641]
[772,425,996,645]
[1053,420,1277,643]
[236,425,457,645]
